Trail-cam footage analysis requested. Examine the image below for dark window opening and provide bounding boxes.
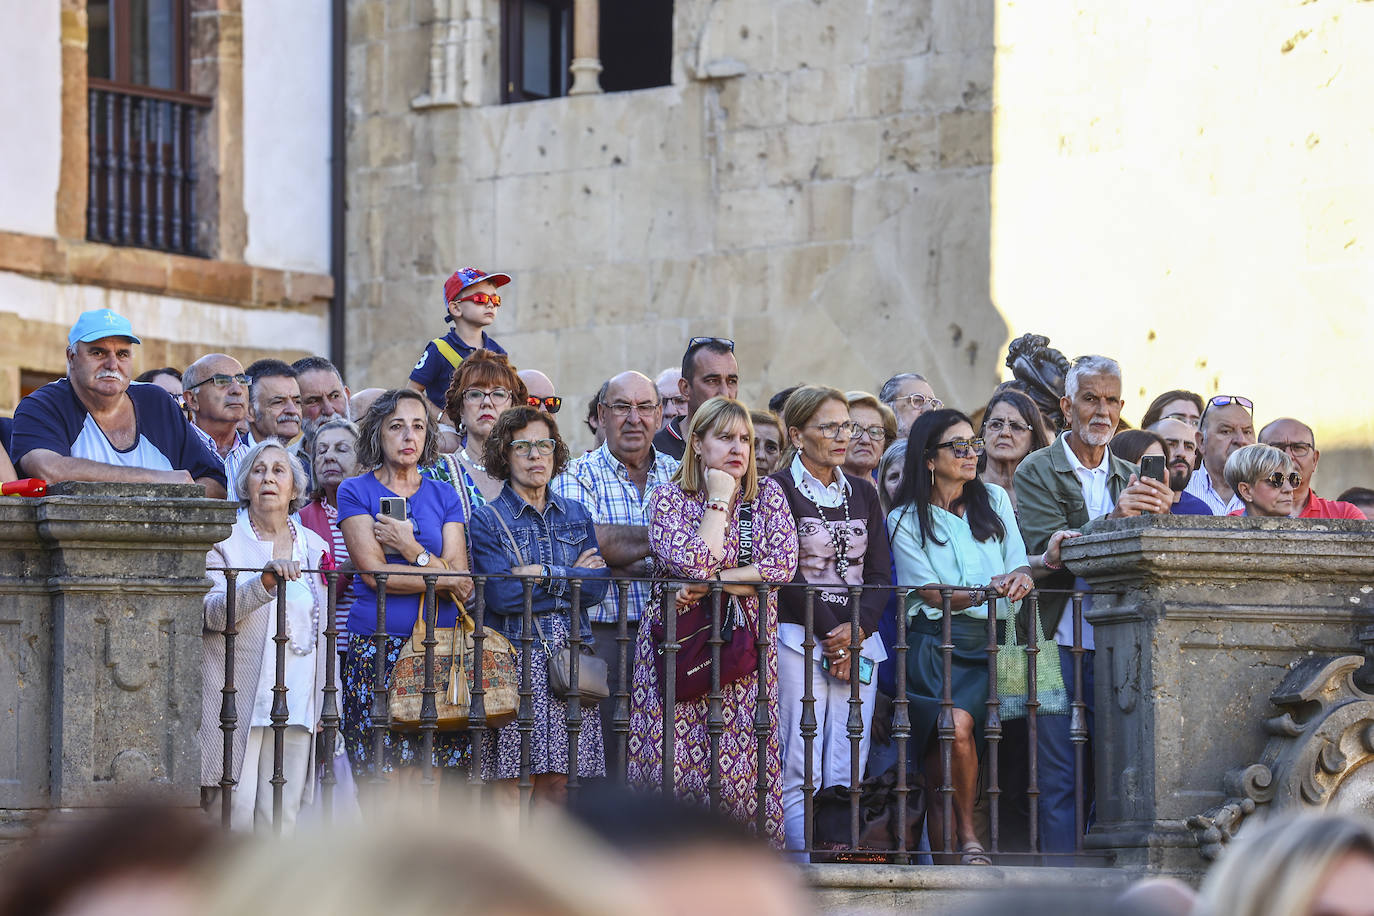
[502,0,572,103]
[87,0,188,92]
[501,0,673,103]
[599,0,672,93]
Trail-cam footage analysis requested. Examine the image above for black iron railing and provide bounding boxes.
[207,569,1102,864]
[87,79,210,256]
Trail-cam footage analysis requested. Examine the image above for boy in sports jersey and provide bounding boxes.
[407,267,511,417]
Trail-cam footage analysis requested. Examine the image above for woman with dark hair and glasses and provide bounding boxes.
[426,350,530,511]
[1224,444,1300,517]
[978,389,1049,509]
[887,409,1032,865]
[467,405,610,802]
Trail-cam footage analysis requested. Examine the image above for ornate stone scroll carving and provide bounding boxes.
[1003,333,1071,433]
[1188,655,1374,859]
[412,0,486,110]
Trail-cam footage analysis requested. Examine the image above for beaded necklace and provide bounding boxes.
[798,473,853,579]
[460,447,486,473]
[247,514,320,656]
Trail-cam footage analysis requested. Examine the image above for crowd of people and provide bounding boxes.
[3,266,1372,864]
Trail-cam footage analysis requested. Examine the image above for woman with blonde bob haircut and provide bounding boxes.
[1224,443,1300,518]
[627,396,799,844]
[1193,812,1374,916]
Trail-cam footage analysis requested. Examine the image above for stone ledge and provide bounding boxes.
[0,230,333,311]
[803,863,1136,913]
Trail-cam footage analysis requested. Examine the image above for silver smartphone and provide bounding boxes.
[379,496,408,521]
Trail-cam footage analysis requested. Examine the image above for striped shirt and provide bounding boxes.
[550,443,679,624]
[189,423,252,501]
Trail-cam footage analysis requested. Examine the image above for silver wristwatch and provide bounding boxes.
[414,550,431,567]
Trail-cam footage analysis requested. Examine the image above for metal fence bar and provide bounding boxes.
[517,579,536,816]
[468,576,491,794]
[218,570,238,829]
[269,581,289,833]
[800,586,817,858]
[369,575,390,791]
[892,586,911,864]
[752,584,769,838]
[706,584,725,813]
[418,575,439,787]
[660,584,677,797]
[983,590,1002,855]
[1070,591,1088,854]
[846,585,863,853]
[319,570,341,821]
[613,580,632,781]
[86,90,100,241]
[1025,592,1041,855]
[565,578,584,801]
[937,588,955,855]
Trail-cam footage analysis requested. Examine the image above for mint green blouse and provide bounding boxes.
[886,482,1029,620]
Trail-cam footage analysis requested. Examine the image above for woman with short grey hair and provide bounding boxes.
[201,439,330,832]
[1224,443,1299,517]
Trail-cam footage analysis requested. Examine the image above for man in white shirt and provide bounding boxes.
[1184,396,1256,515]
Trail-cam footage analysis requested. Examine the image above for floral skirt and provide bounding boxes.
[342,632,471,777]
[481,615,605,780]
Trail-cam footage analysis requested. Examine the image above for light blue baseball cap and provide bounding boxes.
[68,309,142,347]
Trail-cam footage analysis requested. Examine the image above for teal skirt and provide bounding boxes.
[905,613,1005,758]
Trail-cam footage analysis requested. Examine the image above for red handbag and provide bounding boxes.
[652,502,758,701]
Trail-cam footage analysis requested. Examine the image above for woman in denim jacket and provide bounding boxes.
[467,405,610,803]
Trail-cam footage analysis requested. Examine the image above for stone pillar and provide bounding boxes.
[1061,515,1374,875]
[567,0,603,96]
[0,483,234,845]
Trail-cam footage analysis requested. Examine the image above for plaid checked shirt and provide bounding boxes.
[550,442,680,624]
[192,422,251,501]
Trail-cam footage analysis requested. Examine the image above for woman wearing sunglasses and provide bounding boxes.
[887,408,1032,865]
[1224,444,1300,517]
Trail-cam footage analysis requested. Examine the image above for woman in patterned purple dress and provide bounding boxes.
[626,397,799,846]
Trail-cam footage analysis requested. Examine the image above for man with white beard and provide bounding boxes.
[11,309,225,496]
[1012,354,1171,857]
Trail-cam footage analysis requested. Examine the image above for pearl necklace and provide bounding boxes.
[460,447,486,473]
[798,474,853,580]
[247,514,320,656]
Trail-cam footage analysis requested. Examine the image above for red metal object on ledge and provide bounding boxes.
[2,479,48,497]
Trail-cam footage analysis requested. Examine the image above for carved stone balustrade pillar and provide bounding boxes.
[568,0,603,95]
[0,482,234,848]
[1062,515,1374,876]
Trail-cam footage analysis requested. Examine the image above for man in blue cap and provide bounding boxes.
[11,309,226,496]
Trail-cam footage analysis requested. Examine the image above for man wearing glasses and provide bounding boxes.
[1013,354,1172,856]
[184,354,252,478]
[11,309,226,497]
[1184,395,1257,515]
[652,337,739,461]
[1259,418,1366,519]
[553,370,681,769]
[655,367,687,431]
[878,372,943,439]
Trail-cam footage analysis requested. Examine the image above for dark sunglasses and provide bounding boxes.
[528,395,563,414]
[457,292,501,305]
[1259,471,1301,489]
[688,336,735,351]
[931,437,986,458]
[185,373,250,391]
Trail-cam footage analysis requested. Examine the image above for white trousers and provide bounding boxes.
[231,725,313,833]
[778,642,878,853]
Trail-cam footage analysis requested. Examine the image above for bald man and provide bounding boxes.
[518,369,562,415]
[1147,418,1211,515]
[1259,418,1366,519]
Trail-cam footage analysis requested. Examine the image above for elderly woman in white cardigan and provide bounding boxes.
[201,438,331,832]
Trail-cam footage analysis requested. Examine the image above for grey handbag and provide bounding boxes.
[489,510,610,701]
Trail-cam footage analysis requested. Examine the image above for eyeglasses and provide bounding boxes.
[510,438,556,457]
[688,336,735,351]
[528,395,563,413]
[461,387,512,406]
[663,395,688,408]
[807,421,858,440]
[604,401,659,418]
[983,418,1031,434]
[851,424,886,441]
[1267,441,1314,459]
[1206,395,1253,411]
[894,393,944,412]
[1163,412,1200,428]
[186,373,250,391]
[1258,471,1301,489]
[457,292,501,306]
[932,437,986,458]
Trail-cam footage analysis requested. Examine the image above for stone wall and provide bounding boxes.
[345,0,1001,449]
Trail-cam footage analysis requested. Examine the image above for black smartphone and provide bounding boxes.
[379,496,408,521]
[822,655,874,685]
[1140,454,1166,484]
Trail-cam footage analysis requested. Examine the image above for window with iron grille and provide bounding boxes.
[86,0,210,256]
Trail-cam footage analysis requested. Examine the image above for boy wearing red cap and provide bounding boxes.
[408,267,511,412]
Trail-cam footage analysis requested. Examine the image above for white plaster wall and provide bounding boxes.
[0,4,61,237]
[0,272,330,355]
[242,0,332,273]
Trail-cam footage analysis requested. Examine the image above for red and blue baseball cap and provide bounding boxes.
[68,308,141,347]
[443,267,512,306]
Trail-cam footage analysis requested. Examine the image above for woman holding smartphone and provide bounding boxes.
[337,389,475,782]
